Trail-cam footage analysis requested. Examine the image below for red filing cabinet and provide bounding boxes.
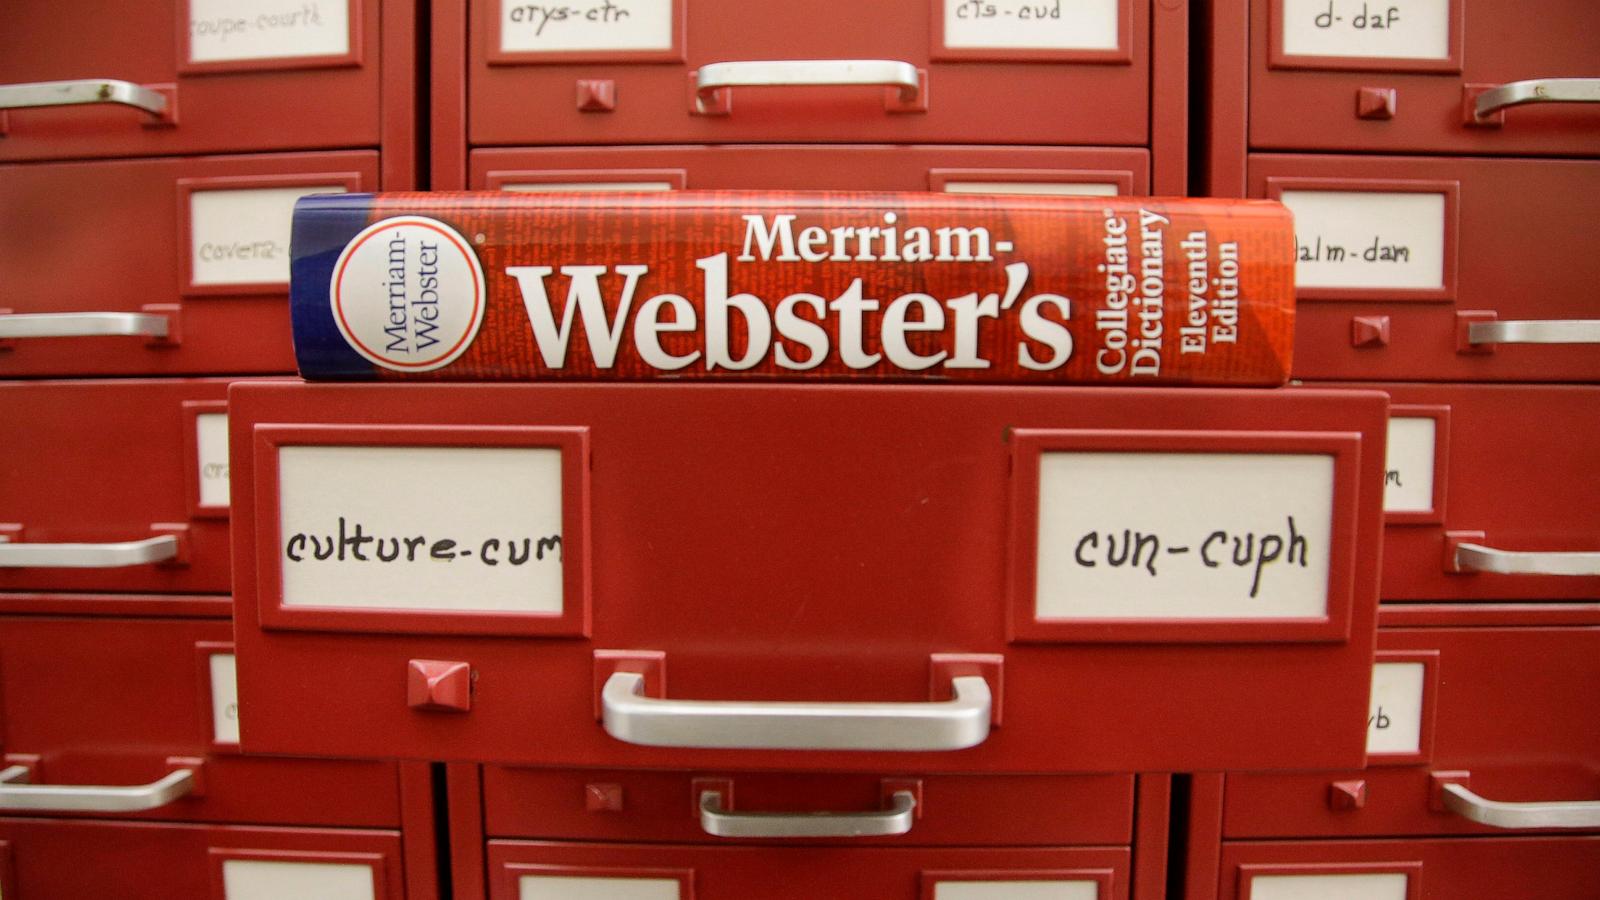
[1359,383,1600,600]
[0,0,414,170]
[228,382,1388,773]
[432,0,1190,193]
[0,155,380,377]
[470,145,1151,195]
[0,379,272,595]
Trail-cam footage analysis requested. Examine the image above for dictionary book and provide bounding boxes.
[289,191,1295,384]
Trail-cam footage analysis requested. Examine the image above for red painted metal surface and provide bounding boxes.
[470,145,1153,194]
[1256,155,1600,382]
[0,819,406,900]
[1217,836,1600,899]
[1131,774,1170,900]
[1244,0,1600,157]
[486,841,1132,900]
[1334,383,1600,601]
[0,154,379,377]
[1225,615,1600,839]
[0,615,401,827]
[0,0,410,163]
[229,381,1387,772]
[0,379,276,594]
[481,768,1133,845]
[464,0,1170,148]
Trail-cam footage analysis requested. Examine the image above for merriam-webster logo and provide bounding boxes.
[330,215,485,371]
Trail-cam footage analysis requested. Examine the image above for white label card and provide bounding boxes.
[935,880,1100,900]
[209,653,241,744]
[944,0,1120,51]
[277,445,566,614]
[1035,452,1335,620]
[189,0,352,64]
[942,181,1120,197]
[500,0,674,53]
[519,876,682,900]
[1383,417,1436,513]
[190,185,348,287]
[1280,0,1450,61]
[1367,661,1425,755]
[221,859,375,900]
[1281,190,1447,291]
[1249,872,1409,900]
[197,412,232,509]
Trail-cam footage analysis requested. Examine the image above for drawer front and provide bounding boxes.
[1217,836,1600,899]
[231,382,1387,772]
[1250,154,1600,381]
[487,841,1130,900]
[0,0,395,161]
[0,379,254,594]
[0,152,380,377]
[1361,383,1597,600]
[1224,618,1600,838]
[470,145,1151,194]
[1247,0,1600,157]
[482,768,1133,846]
[0,819,404,900]
[467,0,1162,147]
[0,615,400,827]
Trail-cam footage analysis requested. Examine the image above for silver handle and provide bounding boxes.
[0,312,170,340]
[1475,78,1600,120]
[698,788,915,838]
[1440,783,1600,829]
[1455,542,1600,577]
[693,59,922,114]
[0,535,179,568]
[0,764,196,813]
[0,79,170,118]
[601,671,992,751]
[1466,318,1600,346]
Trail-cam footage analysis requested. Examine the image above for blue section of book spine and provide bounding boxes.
[289,193,379,380]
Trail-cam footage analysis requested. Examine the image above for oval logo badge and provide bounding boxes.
[329,215,486,372]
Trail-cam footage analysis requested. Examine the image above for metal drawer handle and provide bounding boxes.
[601,671,992,751]
[1441,783,1600,830]
[1474,78,1600,120]
[0,534,179,568]
[1455,542,1600,577]
[0,764,196,813]
[693,59,923,115]
[0,79,170,119]
[1467,318,1600,346]
[0,312,170,340]
[699,788,916,838]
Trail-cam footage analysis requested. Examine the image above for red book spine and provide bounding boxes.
[291,191,1295,384]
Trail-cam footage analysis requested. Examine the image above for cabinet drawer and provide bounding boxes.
[0,152,380,377]
[0,819,405,900]
[487,841,1130,900]
[1359,383,1599,600]
[0,379,261,594]
[483,768,1133,846]
[1245,0,1600,157]
[1224,612,1600,838]
[1250,154,1600,381]
[230,382,1387,773]
[1217,836,1600,899]
[0,614,400,827]
[0,0,403,162]
[465,0,1167,148]
[470,145,1150,194]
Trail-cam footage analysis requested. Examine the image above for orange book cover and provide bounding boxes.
[291,191,1294,384]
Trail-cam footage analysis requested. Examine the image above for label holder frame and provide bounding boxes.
[252,423,592,637]
[1006,428,1362,644]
